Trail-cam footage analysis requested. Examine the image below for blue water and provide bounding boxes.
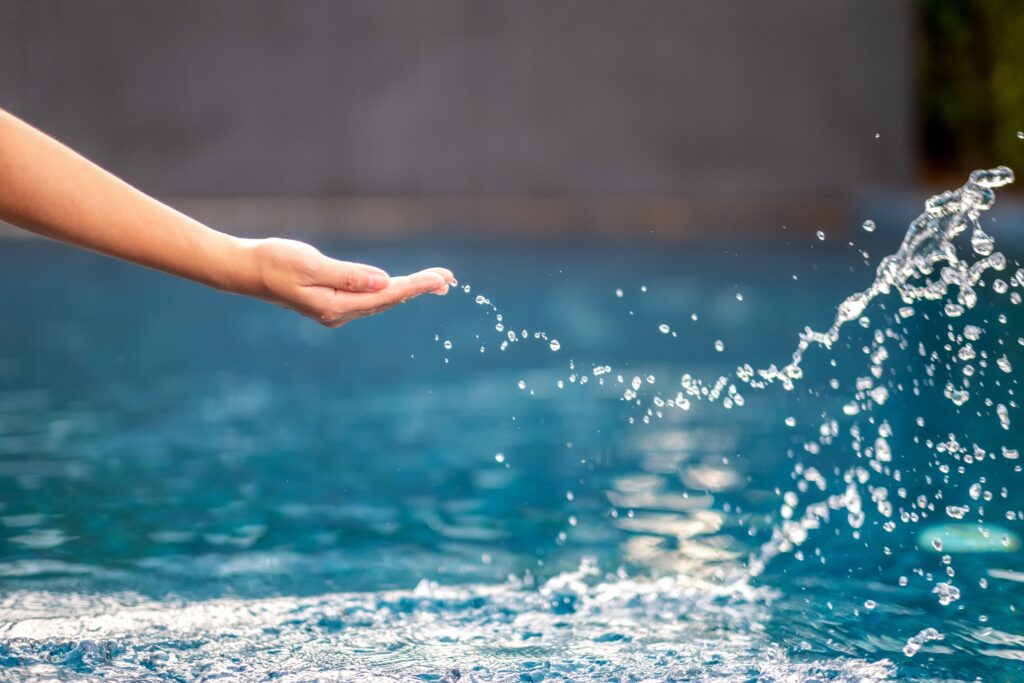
[0,237,1022,681]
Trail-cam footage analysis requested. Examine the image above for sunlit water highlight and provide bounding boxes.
[0,169,1022,681]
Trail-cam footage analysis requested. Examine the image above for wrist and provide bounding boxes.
[219,236,267,298]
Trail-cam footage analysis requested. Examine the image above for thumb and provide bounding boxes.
[316,258,390,292]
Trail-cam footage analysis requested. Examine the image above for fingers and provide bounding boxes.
[299,268,452,327]
[365,269,448,307]
[423,267,456,294]
[314,256,390,293]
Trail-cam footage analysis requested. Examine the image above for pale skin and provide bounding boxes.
[0,108,455,327]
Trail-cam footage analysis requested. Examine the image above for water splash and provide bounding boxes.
[429,168,1023,670]
[754,166,1014,391]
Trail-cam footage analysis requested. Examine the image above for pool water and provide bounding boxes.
[0,235,1022,681]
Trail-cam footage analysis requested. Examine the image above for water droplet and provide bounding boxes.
[816,230,826,241]
[875,437,892,462]
[615,288,624,298]
[494,453,505,463]
[443,340,452,350]
[658,324,671,334]
[971,227,995,256]
[714,340,725,352]
[946,505,969,520]
[862,219,876,232]
[785,416,796,427]
[549,339,561,352]
[903,628,944,658]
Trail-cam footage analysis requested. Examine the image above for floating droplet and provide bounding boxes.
[549,340,561,352]
[816,230,826,241]
[862,219,876,232]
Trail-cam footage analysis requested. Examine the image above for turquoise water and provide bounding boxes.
[1,210,1023,679]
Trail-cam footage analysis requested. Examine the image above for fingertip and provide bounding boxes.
[428,267,456,285]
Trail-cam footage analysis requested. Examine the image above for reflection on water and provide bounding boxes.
[0,236,1023,680]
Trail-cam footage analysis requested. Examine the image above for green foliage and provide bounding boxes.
[919,0,1024,176]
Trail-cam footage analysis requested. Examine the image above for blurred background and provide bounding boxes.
[0,0,1022,240]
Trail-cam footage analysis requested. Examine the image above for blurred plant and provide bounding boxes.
[919,0,1024,179]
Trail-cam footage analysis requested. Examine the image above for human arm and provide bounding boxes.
[0,108,453,327]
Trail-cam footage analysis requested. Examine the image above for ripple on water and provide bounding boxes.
[0,562,906,682]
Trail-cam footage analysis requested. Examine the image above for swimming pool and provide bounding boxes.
[0,232,1022,680]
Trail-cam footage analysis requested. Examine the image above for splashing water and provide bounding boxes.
[446,167,1022,651]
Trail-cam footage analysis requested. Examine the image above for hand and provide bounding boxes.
[241,238,454,327]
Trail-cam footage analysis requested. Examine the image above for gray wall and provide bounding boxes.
[0,1,915,236]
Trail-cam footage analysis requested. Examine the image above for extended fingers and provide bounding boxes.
[299,268,451,327]
[367,269,449,306]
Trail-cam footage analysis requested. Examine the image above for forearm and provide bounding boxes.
[0,108,258,293]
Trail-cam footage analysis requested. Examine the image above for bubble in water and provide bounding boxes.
[735,293,744,302]
[997,355,1012,373]
[443,340,452,350]
[714,340,725,352]
[494,453,505,463]
[862,219,876,232]
[658,324,671,334]
[785,416,796,427]
[517,380,526,390]
[549,340,561,352]
[615,288,624,298]
[816,231,825,241]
